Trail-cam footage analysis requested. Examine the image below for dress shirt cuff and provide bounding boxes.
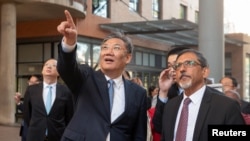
[61,39,76,52]
[158,96,168,103]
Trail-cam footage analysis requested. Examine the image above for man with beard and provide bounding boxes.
[160,49,245,141]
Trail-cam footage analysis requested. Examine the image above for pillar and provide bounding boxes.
[0,3,16,124]
[199,0,224,83]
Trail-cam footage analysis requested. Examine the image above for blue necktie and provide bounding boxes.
[108,80,114,111]
[46,86,52,114]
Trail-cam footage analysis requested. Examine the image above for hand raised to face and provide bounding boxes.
[57,10,78,46]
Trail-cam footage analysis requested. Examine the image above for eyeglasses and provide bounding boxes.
[173,60,202,70]
[101,45,125,52]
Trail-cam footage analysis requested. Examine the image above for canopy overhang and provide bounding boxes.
[100,19,247,47]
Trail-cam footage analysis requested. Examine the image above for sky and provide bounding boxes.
[224,0,250,35]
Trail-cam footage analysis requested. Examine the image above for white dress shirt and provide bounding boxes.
[173,85,206,141]
[105,75,125,141]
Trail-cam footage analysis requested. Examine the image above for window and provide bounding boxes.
[180,4,187,19]
[149,54,155,67]
[152,0,160,19]
[135,51,142,65]
[195,11,199,23]
[76,42,91,65]
[129,0,139,12]
[245,54,250,101]
[225,52,232,76]
[143,53,149,66]
[92,0,109,18]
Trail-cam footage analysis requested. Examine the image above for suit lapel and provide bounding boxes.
[94,70,111,115]
[37,83,47,114]
[193,86,211,141]
[49,84,61,114]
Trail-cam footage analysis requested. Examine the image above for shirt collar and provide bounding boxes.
[105,75,123,88]
[43,82,57,89]
[183,85,206,105]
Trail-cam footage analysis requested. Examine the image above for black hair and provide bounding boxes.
[220,76,238,87]
[166,47,190,60]
[148,85,156,97]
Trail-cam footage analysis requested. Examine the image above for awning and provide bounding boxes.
[100,19,247,47]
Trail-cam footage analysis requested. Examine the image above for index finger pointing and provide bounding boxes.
[64,10,76,28]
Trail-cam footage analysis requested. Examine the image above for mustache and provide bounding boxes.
[180,73,191,79]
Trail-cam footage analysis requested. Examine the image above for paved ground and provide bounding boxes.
[0,124,21,141]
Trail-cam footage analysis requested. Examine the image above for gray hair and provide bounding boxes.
[102,32,134,54]
[176,49,209,68]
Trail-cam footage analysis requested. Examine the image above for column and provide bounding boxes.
[0,3,16,124]
[199,0,224,83]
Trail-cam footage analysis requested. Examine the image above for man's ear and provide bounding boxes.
[203,67,210,78]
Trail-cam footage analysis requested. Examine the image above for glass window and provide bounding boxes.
[180,4,187,19]
[54,42,59,59]
[93,0,108,18]
[162,56,166,68]
[245,54,250,101]
[17,63,43,76]
[143,53,149,66]
[152,0,160,19]
[135,51,142,65]
[76,42,91,65]
[195,11,199,23]
[225,53,232,76]
[93,44,101,68]
[149,54,155,67]
[18,44,43,62]
[129,0,139,12]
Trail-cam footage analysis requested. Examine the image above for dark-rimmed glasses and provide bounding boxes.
[173,60,202,70]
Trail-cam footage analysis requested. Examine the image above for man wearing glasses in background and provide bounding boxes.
[160,49,245,141]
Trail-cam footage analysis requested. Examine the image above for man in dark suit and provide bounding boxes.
[152,47,189,133]
[56,10,147,141]
[14,75,41,141]
[23,59,74,141]
[220,76,250,114]
[161,49,245,141]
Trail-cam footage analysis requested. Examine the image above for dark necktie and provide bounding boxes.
[175,97,191,141]
[108,80,114,111]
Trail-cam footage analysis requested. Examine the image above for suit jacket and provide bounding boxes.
[17,103,27,141]
[23,83,74,141]
[161,86,245,141]
[241,100,250,114]
[152,83,180,133]
[57,44,147,141]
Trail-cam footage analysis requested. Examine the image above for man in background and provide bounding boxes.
[23,59,74,141]
[161,49,245,141]
[14,75,41,141]
[220,76,250,114]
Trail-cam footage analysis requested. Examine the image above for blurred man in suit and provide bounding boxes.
[23,59,74,141]
[161,49,245,141]
[14,75,41,141]
[220,76,250,114]
[56,10,147,141]
[152,47,189,134]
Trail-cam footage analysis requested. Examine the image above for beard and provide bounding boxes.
[179,79,192,89]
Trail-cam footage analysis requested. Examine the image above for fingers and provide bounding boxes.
[64,10,76,29]
[57,10,78,45]
[159,68,172,79]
